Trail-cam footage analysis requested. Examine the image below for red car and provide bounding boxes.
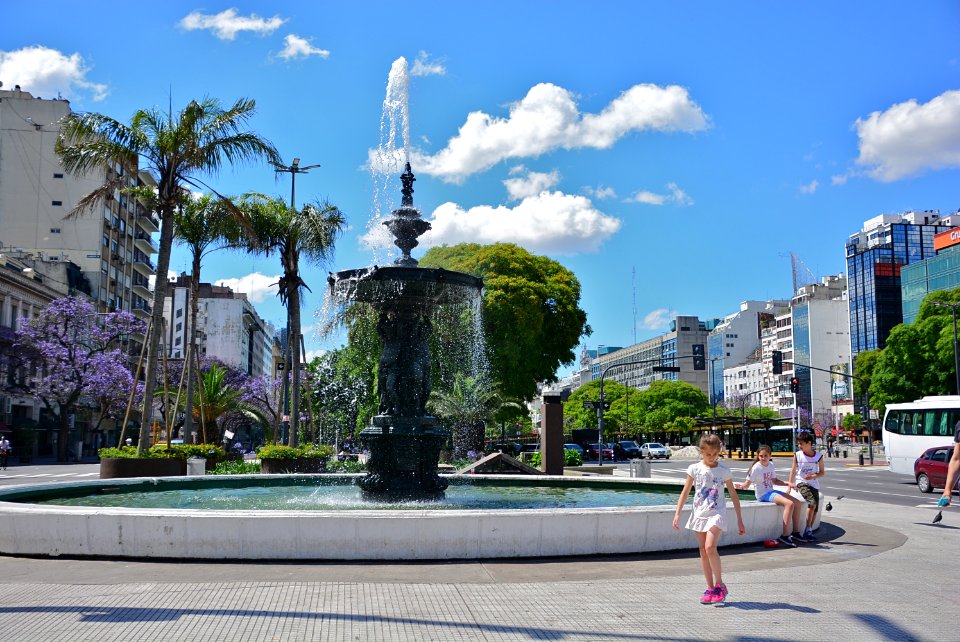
[914,445,954,493]
[585,443,615,461]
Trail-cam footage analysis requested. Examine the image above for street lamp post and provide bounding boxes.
[931,301,960,395]
[272,157,320,446]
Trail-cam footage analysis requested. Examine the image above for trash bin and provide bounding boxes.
[842,449,848,458]
[858,453,864,466]
[187,457,206,476]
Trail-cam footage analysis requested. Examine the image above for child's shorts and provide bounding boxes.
[758,489,789,502]
[797,483,819,509]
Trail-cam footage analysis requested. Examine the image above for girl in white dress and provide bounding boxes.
[673,434,745,604]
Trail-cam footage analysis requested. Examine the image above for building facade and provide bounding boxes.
[846,211,957,360]
[901,224,960,325]
[163,275,273,378]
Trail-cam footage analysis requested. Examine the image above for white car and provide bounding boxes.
[640,442,671,459]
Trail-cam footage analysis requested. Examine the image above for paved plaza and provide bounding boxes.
[0,495,953,641]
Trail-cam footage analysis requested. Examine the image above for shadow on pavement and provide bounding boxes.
[718,601,820,613]
[851,613,924,642]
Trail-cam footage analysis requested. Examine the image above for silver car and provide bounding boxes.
[640,442,671,459]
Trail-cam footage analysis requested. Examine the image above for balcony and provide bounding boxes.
[133,256,155,277]
[132,300,152,320]
[136,210,160,233]
[132,280,152,299]
[134,231,158,254]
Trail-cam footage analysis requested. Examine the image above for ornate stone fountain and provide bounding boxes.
[328,162,483,500]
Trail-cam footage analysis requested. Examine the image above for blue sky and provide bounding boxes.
[2,2,959,370]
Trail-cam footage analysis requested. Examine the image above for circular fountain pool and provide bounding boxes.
[0,474,793,561]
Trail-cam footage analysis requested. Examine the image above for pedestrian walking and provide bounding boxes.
[673,434,746,604]
[736,444,809,545]
[789,432,825,541]
[0,435,10,470]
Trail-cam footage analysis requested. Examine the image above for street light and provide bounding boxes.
[931,301,960,395]
[272,157,321,446]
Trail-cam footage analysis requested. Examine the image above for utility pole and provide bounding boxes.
[272,158,320,445]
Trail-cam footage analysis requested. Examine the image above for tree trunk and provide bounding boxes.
[183,254,201,442]
[137,205,175,454]
[57,407,70,462]
[289,282,301,448]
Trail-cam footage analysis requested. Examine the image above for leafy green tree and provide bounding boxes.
[56,98,279,454]
[241,195,346,446]
[563,380,632,431]
[842,414,864,430]
[420,243,590,401]
[852,349,880,399]
[188,364,267,443]
[635,380,709,435]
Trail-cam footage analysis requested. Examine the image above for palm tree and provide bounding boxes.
[186,363,266,443]
[240,195,345,446]
[56,98,279,453]
[428,374,510,459]
[173,194,234,442]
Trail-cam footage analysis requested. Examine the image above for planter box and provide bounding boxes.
[100,457,186,479]
[260,458,327,474]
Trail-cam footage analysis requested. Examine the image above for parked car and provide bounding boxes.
[640,442,671,459]
[584,443,615,460]
[614,440,642,460]
[518,443,540,454]
[914,445,954,493]
[563,443,585,456]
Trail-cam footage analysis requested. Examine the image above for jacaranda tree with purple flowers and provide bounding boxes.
[15,296,144,461]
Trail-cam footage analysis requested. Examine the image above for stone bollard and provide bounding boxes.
[629,458,651,477]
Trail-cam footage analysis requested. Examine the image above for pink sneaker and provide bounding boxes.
[700,587,719,604]
[714,583,729,603]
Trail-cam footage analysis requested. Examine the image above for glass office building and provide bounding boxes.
[847,214,950,358]
[901,235,960,325]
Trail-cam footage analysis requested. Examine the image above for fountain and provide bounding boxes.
[328,163,483,501]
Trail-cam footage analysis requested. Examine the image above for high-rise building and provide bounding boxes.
[846,211,957,359]
[0,86,158,321]
[589,316,710,394]
[162,274,274,378]
[707,300,788,409]
[901,222,960,325]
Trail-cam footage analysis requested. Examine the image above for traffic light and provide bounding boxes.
[790,377,800,393]
[772,350,783,375]
[692,343,705,370]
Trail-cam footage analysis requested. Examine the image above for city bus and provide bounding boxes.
[882,395,960,475]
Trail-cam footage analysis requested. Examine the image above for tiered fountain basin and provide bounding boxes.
[0,475,809,560]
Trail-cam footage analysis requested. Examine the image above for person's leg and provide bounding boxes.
[772,493,793,536]
[695,531,713,588]
[704,527,723,587]
[791,496,804,533]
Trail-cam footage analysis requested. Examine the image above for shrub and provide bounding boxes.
[564,448,583,466]
[257,443,334,460]
[209,459,261,475]
[326,459,367,473]
[529,452,542,468]
[100,444,227,460]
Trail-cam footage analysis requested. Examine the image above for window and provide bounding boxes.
[51,200,62,206]
[176,308,183,318]
[175,322,182,332]
[175,337,181,345]
[53,173,64,179]
[50,228,61,234]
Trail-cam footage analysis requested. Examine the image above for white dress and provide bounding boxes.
[685,461,733,532]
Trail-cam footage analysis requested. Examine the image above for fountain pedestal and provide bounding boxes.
[329,163,483,502]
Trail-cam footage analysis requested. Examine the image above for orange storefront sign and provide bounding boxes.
[934,228,960,252]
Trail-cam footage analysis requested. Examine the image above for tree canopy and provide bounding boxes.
[419,243,590,401]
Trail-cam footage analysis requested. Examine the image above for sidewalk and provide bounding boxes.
[0,496,952,641]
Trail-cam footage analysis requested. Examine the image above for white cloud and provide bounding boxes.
[410,51,445,77]
[304,349,327,362]
[854,89,960,181]
[831,174,849,186]
[640,308,677,331]
[799,179,819,194]
[420,191,621,255]
[412,82,708,182]
[179,9,285,40]
[277,34,330,60]
[503,169,560,200]
[582,185,617,200]
[626,182,693,206]
[626,190,666,205]
[0,45,107,101]
[215,272,280,302]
